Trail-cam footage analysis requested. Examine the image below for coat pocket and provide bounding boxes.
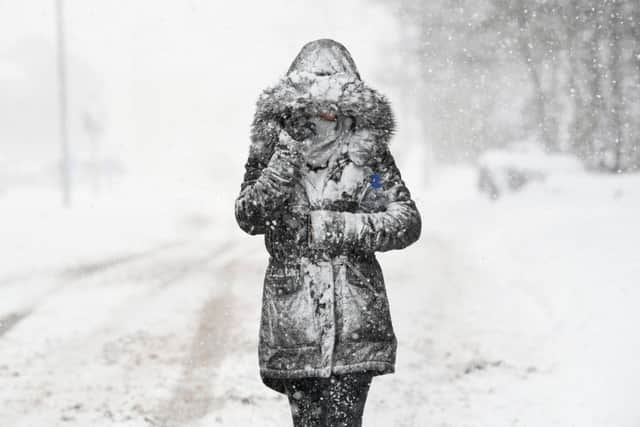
[263,260,319,348]
[267,261,303,296]
[341,258,394,342]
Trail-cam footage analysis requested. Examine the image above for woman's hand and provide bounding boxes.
[281,204,311,246]
[268,130,305,178]
[234,129,307,236]
[276,128,302,152]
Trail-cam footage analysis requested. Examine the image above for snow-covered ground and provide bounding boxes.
[1,166,639,427]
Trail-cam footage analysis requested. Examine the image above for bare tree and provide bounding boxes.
[382,0,640,172]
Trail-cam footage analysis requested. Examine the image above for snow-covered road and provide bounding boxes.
[1,168,639,426]
[0,235,253,426]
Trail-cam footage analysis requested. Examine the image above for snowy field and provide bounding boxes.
[1,166,639,427]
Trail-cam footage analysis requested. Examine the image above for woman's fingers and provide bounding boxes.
[278,129,296,145]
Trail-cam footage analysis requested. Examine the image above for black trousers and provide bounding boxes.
[283,372,374,427]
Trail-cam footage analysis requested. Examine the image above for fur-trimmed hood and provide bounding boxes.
[250,39,396,162]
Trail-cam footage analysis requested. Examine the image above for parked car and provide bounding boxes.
[476,141,584,199]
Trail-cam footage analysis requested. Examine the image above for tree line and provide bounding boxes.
[385,0,640,172]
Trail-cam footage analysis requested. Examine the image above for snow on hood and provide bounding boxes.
[284,39,361,102]
[286,38,361,80]
[249,39,396,161]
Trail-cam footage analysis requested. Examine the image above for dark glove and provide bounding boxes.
[265,130,305,186]
[280,205,310,248]
[281,204,311,247]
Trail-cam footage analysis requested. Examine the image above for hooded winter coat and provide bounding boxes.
[234,39,422,394]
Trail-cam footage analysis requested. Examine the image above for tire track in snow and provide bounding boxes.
[0,239,188,289]
[152,254,250,427]
[59,240,188,280]
[0,310,31,338]
[0,237,236,343]
[0,237,242,426]
[0,239,190,340]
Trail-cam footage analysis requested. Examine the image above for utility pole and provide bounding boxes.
[55,0,71,207]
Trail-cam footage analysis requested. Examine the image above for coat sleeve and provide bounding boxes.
[307,146,421,252]
[234,129,303,235]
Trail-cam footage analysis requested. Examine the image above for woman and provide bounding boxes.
[234,39,422,426]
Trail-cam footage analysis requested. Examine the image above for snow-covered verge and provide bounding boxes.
[383,166,640,426]
[1,165,639,426]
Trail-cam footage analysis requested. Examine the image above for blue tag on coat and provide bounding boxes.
[371,173,382,189]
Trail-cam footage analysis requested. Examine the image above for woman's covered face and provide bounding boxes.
[301,115,341,169]
[307,115,339,144]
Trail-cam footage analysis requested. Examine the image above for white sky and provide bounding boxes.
[0,1,422,187]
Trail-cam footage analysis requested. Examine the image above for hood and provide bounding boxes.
[249,39,396,163]
[286,38,361,79]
